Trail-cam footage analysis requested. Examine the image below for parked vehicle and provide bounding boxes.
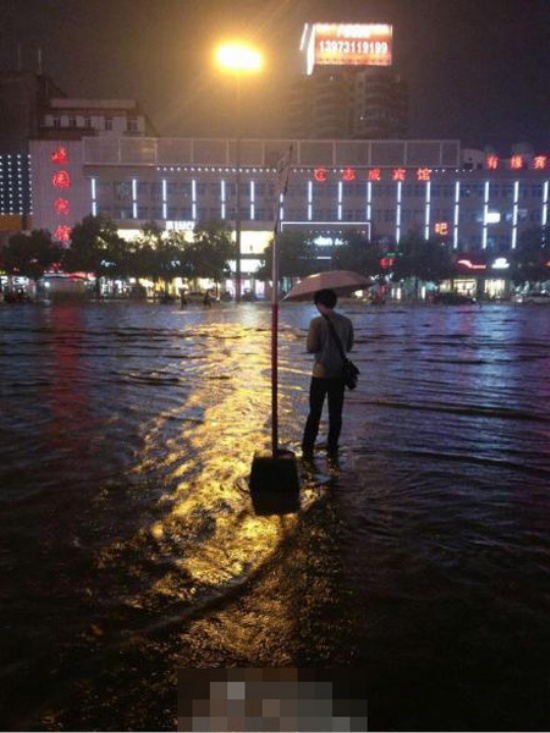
[513,291,550,304]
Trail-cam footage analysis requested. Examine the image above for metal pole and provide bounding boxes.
[270,145,292,457]
[235,77,242,303]
[271,220,279,456]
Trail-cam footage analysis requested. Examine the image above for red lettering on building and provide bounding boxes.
[510,155,523,170]
[486,154,499,170]
[533,155,548,170]
[435,222,448,235]
[342,167,356,181]
[416,168,431,181]
[368,168,381,182]
[51,146,69,164]
[392,168,407,182]
[52,171,71,189]
[54,198,70,216]
[54,225,72,242]
[314,167,328,182]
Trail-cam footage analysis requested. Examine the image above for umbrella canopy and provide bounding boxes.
[283,270,373,302]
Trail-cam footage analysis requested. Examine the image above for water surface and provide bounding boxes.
[1,301,549,731]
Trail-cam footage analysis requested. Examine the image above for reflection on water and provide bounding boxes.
[1,301,549,731]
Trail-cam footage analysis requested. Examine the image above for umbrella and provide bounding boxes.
[283,269,373,302]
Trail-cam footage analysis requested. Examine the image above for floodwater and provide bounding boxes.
[0,299,549,731]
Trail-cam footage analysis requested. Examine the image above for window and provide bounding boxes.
[68,116,77,128]
[127,117,138,133]
[105,117,113,131]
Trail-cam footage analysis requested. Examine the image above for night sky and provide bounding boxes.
[2,0,550,154]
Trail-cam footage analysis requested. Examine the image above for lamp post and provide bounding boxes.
[216,42,262,302]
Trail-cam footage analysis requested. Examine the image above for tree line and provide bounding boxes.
[0,216,236,296]
[2,214,550,295]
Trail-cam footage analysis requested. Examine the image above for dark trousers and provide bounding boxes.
[302,377,346,454]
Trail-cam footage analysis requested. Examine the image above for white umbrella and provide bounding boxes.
[283,269,373,302]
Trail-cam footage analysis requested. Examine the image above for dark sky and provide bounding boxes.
[2,0,550,154]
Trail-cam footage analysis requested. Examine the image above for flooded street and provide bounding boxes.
[1,300,549,731]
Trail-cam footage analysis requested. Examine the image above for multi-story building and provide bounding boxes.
[27,135,550,298]
[0,69,156,240]
[285,67,407,140]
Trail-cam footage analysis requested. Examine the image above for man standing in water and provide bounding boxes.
[302,289,354,462]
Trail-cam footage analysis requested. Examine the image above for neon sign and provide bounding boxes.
[52,171,71,189]
[51,146,69,164]
[54,198,70,216]
[54,225,71,242]
[342,167,356,181]
[314,167,327,182]
[457,258,486,270]
[51,146,73,243]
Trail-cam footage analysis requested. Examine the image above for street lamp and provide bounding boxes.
[216,42,263,302]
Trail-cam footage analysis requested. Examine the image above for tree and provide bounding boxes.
[256,230,317,290]
[187,220,235,293]
[331,230,386,277]
[63,215,126,297]
[512,225,550,286]
[2,229,63,283]
[392,234,454,295]
[133,221,191,295]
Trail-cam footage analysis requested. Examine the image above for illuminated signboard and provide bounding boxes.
[51,146,72,243]
[303,23,392,74]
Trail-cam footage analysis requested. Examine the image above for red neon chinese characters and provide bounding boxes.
[486,154,499,170]
[54,198,70,216]
[342,167,356,181]
[51,146,69,164]
[510,155,523,170]
[533,155,548,170]
[52,171,71,189]
[368,168,381,182]
[392,168,406,181]
[54,225,72,242]
[434,222,448,236]
[314,167,328,182]
[416,168,431,181]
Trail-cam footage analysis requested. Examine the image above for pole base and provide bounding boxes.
[249,449,300,515]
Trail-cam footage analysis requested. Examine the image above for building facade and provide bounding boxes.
[0,70,155,241]
[26,135,550,296]
[285,67,408,140]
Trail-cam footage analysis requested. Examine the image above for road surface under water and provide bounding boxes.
[0,300,549,731]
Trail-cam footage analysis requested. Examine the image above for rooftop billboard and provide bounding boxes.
[302,23,393,75]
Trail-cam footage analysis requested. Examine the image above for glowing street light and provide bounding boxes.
[216,42,263,302]
[216,43,263,73]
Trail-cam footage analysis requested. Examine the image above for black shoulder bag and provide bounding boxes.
[324,317,360,390]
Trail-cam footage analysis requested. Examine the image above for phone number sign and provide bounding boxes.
[313,23,393,68]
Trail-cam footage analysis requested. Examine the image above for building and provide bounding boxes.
[285,67,408,140]
[0,69,156,240]
[27,135,550,298]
